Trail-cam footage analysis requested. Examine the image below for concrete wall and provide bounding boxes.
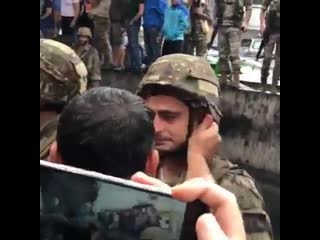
[219,86,280,175]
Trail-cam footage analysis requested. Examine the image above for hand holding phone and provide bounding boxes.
[132,173,246,240]
[41,161,186,240]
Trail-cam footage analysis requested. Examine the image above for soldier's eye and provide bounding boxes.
[145,107,155,121]
[160,113,180,122]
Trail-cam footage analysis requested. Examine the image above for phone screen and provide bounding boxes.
[40,161,189,240]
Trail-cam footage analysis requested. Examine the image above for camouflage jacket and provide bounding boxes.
[74,44,102,83]
[40,117,59,160]
[187,1,212,40]
[216,0,252,27]
[211,156,273,240]
[261,0,280,31]
[158,155,273,240]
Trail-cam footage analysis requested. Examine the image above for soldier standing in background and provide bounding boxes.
[40,39,87,160]
[215,0,252,88]
[260,0,280,92]
[89,0,113,70]
[184,0,213,57]
[74,27,102,89]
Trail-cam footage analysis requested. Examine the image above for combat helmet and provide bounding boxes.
[137,54,222,124]
[77,27,92,39]
[40,38,88,106]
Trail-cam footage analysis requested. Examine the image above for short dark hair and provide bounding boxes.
[57,87,155,179]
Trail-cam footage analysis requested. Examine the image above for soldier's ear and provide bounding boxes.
[48,141,64,164]
[145,149,159,177]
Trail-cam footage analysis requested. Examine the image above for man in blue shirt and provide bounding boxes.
[161,0,189,55]
[143,0,168,66]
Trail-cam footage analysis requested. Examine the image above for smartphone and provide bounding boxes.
[40,161,208,240]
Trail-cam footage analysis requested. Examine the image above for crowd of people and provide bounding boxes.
[40,0,280,90]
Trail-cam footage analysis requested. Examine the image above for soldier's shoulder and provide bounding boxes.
[211,156,264,209]
[211,156,273,239]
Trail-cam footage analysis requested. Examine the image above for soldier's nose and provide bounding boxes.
[154,115,165,132]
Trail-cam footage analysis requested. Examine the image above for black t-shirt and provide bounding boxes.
[110,0,130,22]
[128,0,144,20]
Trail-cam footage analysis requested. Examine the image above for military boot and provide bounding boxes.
[230,72,240,89]
[260,69,269,92]
[271,70,280,93]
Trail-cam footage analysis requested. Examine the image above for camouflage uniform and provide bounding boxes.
[261,0,280,89]
[184,0,212,57]
[74,27,102,89]
[137,54,273,240]
[216,0,252,87]
[40,38,87,159]
[89,0,113,69]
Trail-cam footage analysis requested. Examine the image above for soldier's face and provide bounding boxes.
[144,95,189,152]
[78,35,89,45]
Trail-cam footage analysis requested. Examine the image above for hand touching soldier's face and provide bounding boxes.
[144,95,189,153]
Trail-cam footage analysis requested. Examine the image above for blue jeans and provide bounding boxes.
[40,18,55,38]
[144,27,162,66]
[52,0,61,12]
[127,21,142,72]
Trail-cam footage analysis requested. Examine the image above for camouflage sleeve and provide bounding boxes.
[218,168,273,240]
[261,0,272,11]
[204,0,214,23]
[87,48,102,81]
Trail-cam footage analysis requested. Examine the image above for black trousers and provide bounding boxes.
[162,40,184,56]
[61,16,75,36]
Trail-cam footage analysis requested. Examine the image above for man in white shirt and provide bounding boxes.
[61,0,80,40]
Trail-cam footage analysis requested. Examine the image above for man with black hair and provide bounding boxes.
[45,87,161,240]
[49,87,159,179]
